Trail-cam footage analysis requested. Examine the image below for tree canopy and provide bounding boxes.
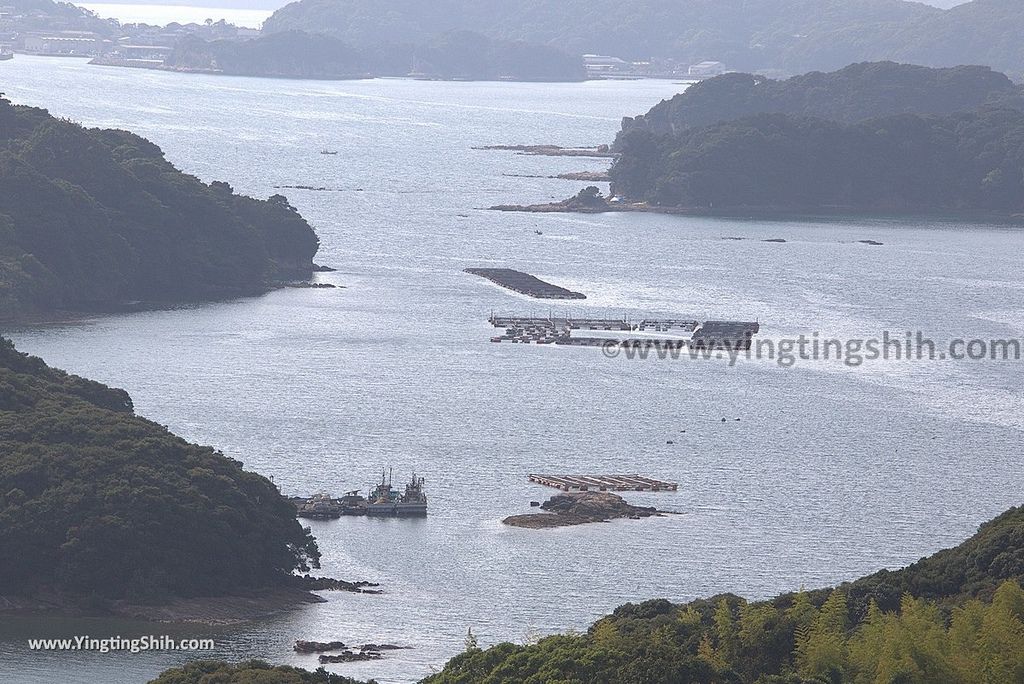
[262,0,1024,78]
[0,337,321,603]
[424,504,1024,683]
[150,660,371,684]
[0,95,320,319]
[610,108,1024,214]
[166,29,585,82]
[618,62,1023,140]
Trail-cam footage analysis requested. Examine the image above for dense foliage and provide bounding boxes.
[0,95,319,319]
[0,337,320,602]
[610,108,1024,213]
[263,0,1024,77]
[618,62,1023,140]
[424,505,1024,683]
[262,0,931,71]
[166,30,584,81]
[150,660,371,684]
[5,0,117,36]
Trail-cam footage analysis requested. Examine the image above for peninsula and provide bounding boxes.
[0,94,322,320]
[0,337,339,622]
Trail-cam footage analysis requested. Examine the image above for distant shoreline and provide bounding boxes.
[0,588,326,626]
[489,198,1024,225]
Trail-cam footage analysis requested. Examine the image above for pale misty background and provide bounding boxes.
[74,0,973,14]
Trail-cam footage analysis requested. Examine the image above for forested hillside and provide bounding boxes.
[262,0,934,71]
[424,505,1024,683]
[263,0,1024,77]
[618,62,1022,140]
[610,108,1024,214]
[165,30,584,81]
[151,503,1024,682]
[0,95,320,319]
[0,337,321,604]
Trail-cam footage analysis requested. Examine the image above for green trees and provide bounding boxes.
[165,30,585,82]
[0,95,320,319]
[617,63,1021,140]
[425,502,1024,683]
[0,337,320,603]
[610,108,1024,214]
[149,660,370,684]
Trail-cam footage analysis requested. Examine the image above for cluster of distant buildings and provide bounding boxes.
[0,4,255,64]
[583,54,727,80]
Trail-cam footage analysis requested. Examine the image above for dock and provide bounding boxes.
[466,268,586,299]
[528,474,679,492]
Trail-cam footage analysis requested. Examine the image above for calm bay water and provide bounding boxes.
[1,56,1023,683]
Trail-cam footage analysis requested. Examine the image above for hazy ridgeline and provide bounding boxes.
[263,0,1024,78]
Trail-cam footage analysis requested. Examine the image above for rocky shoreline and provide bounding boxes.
[503,492,671,529]
[489,194,1024,223]
[474,144,618,158]
[503,170,611,182]
[0,587,327,626]
[0,575,379,625]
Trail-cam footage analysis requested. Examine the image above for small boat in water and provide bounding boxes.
[320,149,338,155]
[0,50,14,61]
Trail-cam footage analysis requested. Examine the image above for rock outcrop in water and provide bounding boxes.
[503,492,666,529]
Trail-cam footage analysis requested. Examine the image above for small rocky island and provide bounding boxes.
[503,492,668,529]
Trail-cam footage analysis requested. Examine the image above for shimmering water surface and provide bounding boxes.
[1,56,1023,684]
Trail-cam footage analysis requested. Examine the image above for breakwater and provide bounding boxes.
[466,268,586,299]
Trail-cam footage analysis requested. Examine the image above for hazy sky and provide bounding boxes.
[79,0,974,9]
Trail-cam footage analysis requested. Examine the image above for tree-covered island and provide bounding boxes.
[0,336,323,613]
[0,94,321,320]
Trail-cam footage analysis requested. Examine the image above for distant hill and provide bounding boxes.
[263,0,934,72]
[0,337,321,604]
[611,108,1024,214]
[165,29,585,81]
[618,62,1023,140]
[890,0,1024,80]
[263,0,1024,78]
[0,95,320,319]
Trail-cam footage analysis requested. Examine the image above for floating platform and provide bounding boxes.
[466,268,586,300]
[486,313,758,349]
[528,474,678,492]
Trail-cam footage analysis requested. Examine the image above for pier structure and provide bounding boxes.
[528,474,678,492]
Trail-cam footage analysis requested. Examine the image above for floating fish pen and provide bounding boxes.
[486,313,760,350]
[691,321,761,350]
[490,315,632,331]
[529,474,678,492]
[636,318,700,332]
[466,268,586,300]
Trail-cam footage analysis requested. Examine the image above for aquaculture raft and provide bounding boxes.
[528,474,678,492]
